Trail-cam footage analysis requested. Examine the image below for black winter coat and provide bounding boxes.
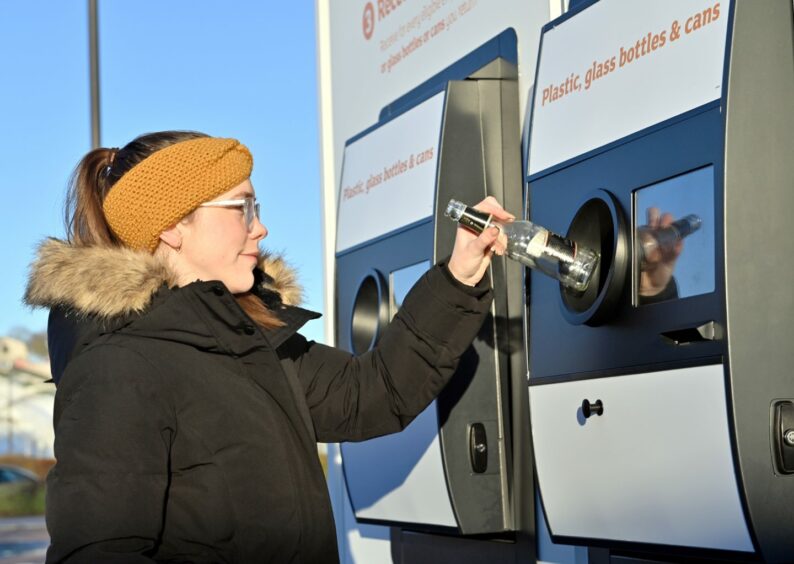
[25,240,492,563]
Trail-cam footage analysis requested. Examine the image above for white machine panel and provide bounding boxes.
[340,259,457,528]
[342,401,456,527]
[530,364,753,552]
[336,92,445,252]
[528,0,729,175]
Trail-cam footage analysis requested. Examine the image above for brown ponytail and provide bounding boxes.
[64,130,283,330]
[65,147,121,246]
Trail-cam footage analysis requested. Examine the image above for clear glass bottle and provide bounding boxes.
[445,199,600,292]
[637,213,702,263]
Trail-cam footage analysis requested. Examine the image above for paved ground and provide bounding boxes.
[0,517,48,564]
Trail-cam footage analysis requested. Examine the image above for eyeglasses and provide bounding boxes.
[199,196,260,231]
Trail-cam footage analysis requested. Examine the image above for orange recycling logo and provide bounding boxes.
[363,2,375,40]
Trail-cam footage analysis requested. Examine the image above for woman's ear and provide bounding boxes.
[159,224,183,252]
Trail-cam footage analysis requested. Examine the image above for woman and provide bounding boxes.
[25,131,511,563]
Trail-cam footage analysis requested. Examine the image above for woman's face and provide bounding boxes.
[175,179,267,293]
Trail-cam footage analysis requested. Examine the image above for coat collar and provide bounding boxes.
[26,239,319,371]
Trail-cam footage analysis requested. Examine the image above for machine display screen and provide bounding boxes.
[633,166,716,305]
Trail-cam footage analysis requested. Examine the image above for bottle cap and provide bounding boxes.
[445,199,466,221]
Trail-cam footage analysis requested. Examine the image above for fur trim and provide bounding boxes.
[25,239,173,319]
[25,239,303,319]
[257,253,303,307]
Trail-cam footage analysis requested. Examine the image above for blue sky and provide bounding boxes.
[0,1,325,344]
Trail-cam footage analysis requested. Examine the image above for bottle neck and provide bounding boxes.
[670,214,701,239]
[650,214,702,249]
[455,206,493,234]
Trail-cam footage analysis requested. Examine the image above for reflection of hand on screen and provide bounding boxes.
[638,207,683,300]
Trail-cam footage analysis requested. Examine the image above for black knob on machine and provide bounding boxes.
[582,399,604,418]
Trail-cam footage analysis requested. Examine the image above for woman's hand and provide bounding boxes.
[638,207,683,297]
[447,196,514,286]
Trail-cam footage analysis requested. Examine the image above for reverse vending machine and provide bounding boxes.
[526,0,794,561]
[335,34,533,556]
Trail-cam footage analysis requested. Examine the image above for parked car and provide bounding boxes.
[0,464,45,517]
[0,465,39,485]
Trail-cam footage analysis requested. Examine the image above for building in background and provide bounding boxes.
[0,338,54,459]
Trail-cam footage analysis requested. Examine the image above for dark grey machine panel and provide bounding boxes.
[336,53,531,543]
[722,1,794,561]
[433,62,527,535]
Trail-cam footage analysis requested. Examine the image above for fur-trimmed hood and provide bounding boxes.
[25,239,317,385]
[25,238,304,319]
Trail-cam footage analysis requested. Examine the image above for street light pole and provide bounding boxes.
[6,371,12,454]
[88,0,101,149]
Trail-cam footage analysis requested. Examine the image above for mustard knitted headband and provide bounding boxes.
[103,137,253,252]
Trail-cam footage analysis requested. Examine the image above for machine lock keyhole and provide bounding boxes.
[582,399,604,418]
[469,422,488,473]
[773,401,794,474]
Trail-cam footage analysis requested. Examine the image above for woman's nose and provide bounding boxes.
[250,217,267,240]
